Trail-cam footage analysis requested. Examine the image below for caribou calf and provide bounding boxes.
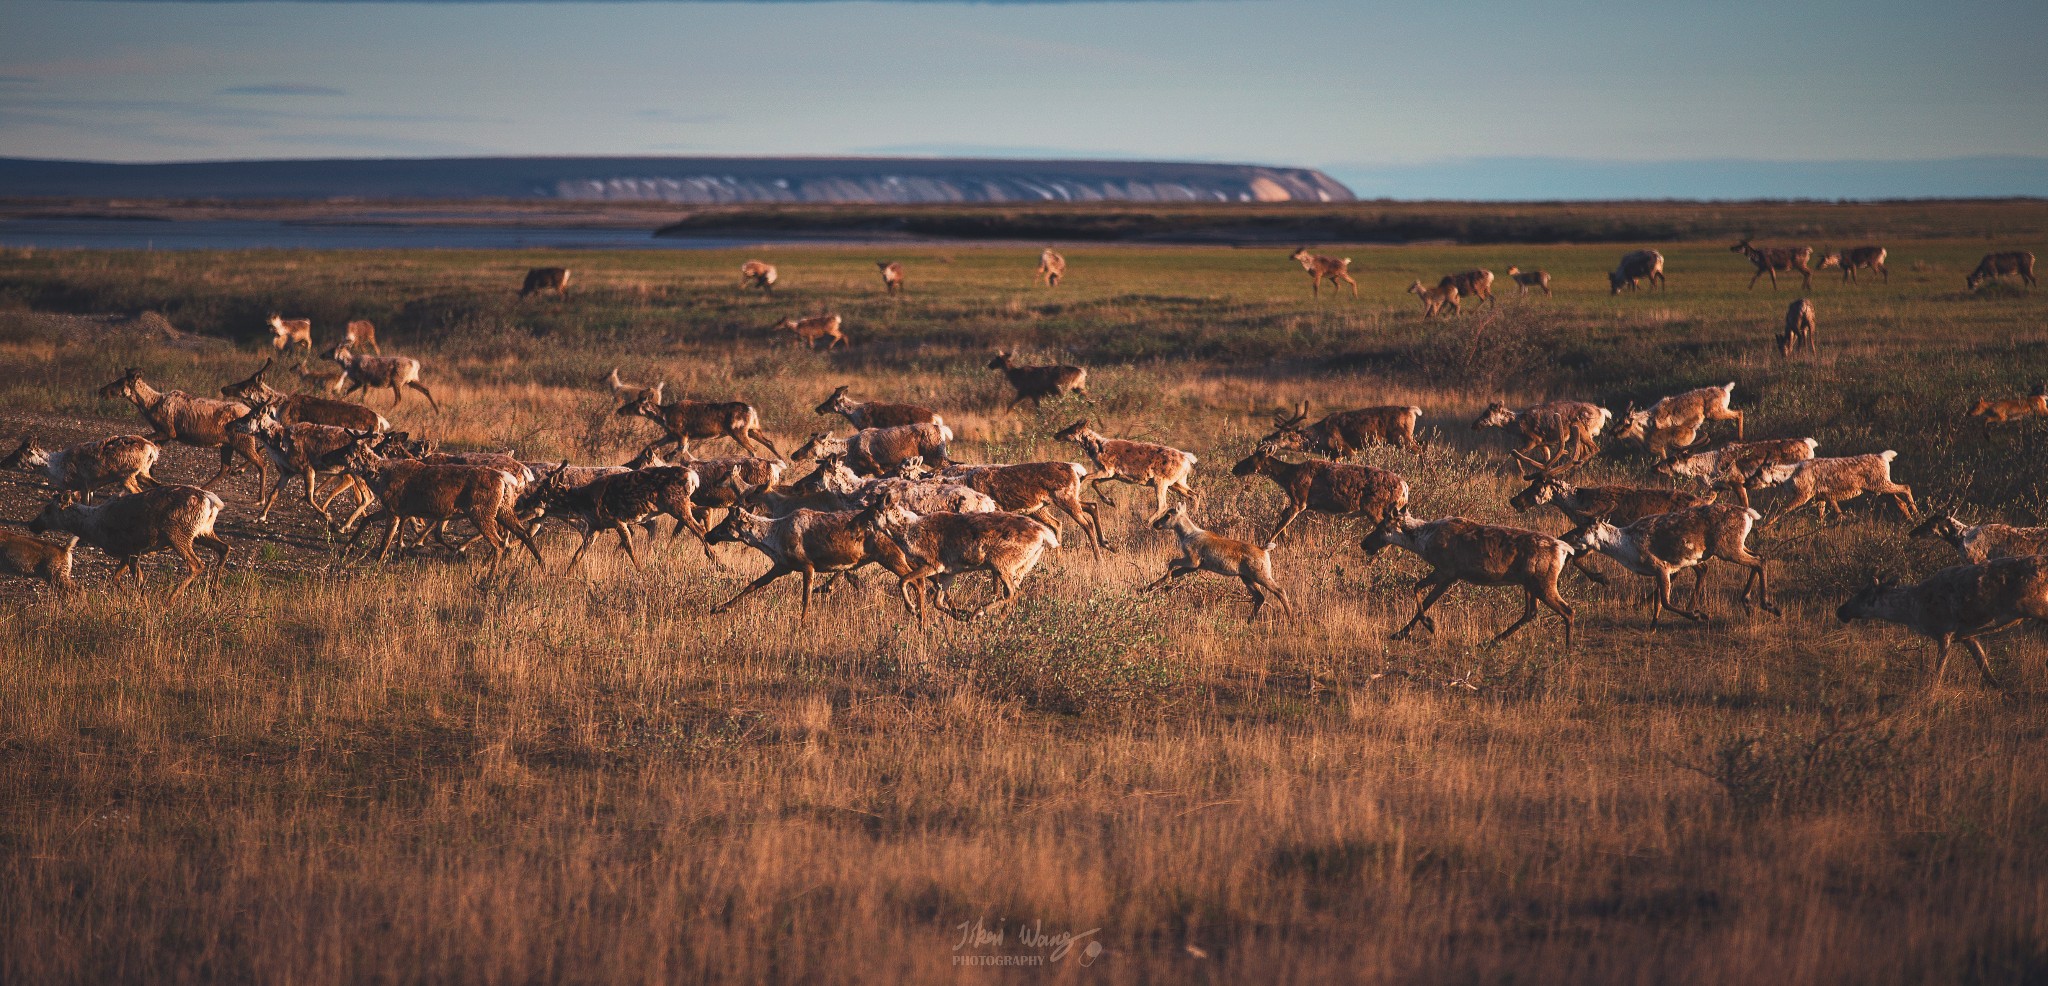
[1967,384,2048,433]
[792,422,952,477]
[989,352,1089,410]
[1052,419,1197,522]
[774,314,847,350]
[0,530,77,592]
[324,345,439,412]
[1817,246,1887,284]
[3,434,161,498]
[1505,266,1551,296]
[1779,299,1816,357]
[1290,248,1356,297]
[1909,514,2048,565]
[1407,281,1459,317]
[705,505,916,620]
[1145,503,1289,621]
[617,383,780,460]
[1656,437,1817,507]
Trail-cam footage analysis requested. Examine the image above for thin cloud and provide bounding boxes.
[220,84,347,96]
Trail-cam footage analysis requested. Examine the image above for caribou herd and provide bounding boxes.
[1,243,2045,690]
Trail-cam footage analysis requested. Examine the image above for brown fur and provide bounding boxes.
[0,529,77,591]
[617,383,779,460]
[1505,266,1552,295]
[1966,251,2036,290]
[773,314,848,350]
[813,386,944,431]
[1037,248,1066,287]
[221,359,390,431]
[1146,503,1290,621]
[1362,513,1574,647]
[3,434,161,498]
[98,368,267,492]
[1565,504,1778,624]
[343,320,379,355]
[520,267,571,298]
[1231,445,1410,550]
[323,345,439,411]
[1778,299,1816,357]
[877,261,905,295]
[1817,246,1887,284]
[1407,280,1459,317]
[1608,250,1665,294]
[266,315,312,353]
[1760,451,1916,525]
[1438,269,1495,308]
[792,422,952,477]
[1838,557,2048,687]
[1730,238,1814,290]
[1966,385,2048,432]
[873,505,1059,622]
[988,351,1089,410]
[1472,400,1609,465]
[740,260,778,291]
[1289,248,1356,297]
[1053,419,1198,522]
[31,485,229,598]
[1612,383,1744,456]
[705,506,916,620]
[1264,401,1422,456]
[943,461,1109,556]
[518,462,706,572]
[1909,514,2048,565]
[334,438,544,575]
[227,403,372,524]
[1657,437,1816,507]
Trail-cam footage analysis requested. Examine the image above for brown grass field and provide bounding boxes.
[1,218,2046,983]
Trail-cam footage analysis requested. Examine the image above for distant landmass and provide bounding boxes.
[0,156,1354,205]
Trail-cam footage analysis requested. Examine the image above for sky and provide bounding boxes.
[2,0,2045,199]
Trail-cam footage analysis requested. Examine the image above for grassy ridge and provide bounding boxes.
[1,228,2046,983]
[652,199,2048,244]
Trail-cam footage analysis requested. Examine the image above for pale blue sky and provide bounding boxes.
[3,0,2045,197]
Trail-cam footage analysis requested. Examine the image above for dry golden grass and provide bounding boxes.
[1,231,2047,983]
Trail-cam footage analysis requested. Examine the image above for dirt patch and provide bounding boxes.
[16,310,228,351]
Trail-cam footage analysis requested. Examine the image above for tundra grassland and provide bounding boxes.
[1,230,2047,984]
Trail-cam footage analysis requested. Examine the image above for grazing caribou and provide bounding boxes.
[520,267,571,298]
[1966,251,2036,290]
[1608,250,1666,294]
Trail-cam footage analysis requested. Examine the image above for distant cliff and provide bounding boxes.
[0,156,1354,205]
